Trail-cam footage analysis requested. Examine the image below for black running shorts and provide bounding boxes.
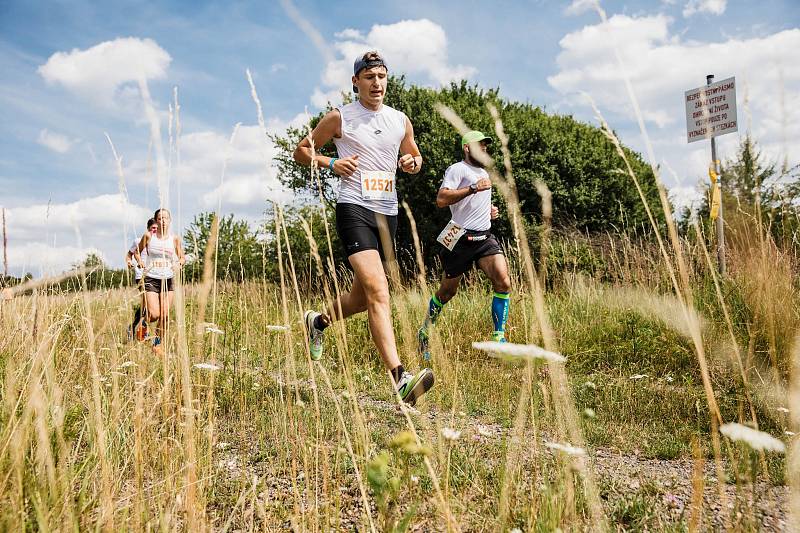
[336,203,398,260]
[144,276,174,293]
[441,231,503,278]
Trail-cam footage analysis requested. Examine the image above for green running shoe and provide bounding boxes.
[417,325,431,361]
[396,368,435,406]
[304,310,325,361]
[491,330,507,343]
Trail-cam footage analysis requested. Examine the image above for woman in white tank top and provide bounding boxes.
[136,208,185,352]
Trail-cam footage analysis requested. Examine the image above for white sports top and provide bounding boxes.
[145,233,177,280]
[129,239,147,280]
[440,161,492,231]
[333,101,407,216]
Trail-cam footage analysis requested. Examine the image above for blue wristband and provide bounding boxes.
[328,157,338,171]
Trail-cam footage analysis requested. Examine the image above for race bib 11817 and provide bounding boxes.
[361,170,396,201]
[436,220,466,251]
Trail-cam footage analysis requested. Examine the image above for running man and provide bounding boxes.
[136,208,185,353]
[126,217,157,340]
[417,131,512,360]
[293,50,434,405]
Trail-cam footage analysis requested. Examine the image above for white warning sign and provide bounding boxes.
[685,77,738,143]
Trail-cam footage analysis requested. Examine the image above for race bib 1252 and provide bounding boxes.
[436,220,466,251]
[361,170,396,201]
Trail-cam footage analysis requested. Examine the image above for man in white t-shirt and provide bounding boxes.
[418,131,512,359]
[292,50,434,405]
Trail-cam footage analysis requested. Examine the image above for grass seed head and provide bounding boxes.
[472,341,566,363]
[719,423,786,453]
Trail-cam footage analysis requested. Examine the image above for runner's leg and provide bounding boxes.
[144,290,161,328]
[327,273,368,321]
[477,253,511,340]
[347,249,401,370]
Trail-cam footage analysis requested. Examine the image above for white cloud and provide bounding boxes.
[565,0,598,16]
[547,15,800,188]
[7,242,105,277]
[5,194,151,275]
[683,0,727,17]
[38,37,171,107]
[37,129,76,154]
[311,19,476,108]
[8,194,150,235]
[119,112,306,227]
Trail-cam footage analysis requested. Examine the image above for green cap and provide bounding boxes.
[461,130,493,146]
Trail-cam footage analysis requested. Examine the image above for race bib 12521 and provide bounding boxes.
[361,170,396,201]
[436,220,466,251]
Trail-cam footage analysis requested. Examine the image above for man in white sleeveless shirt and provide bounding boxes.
[293,51,434,405]
[417,131,512,360]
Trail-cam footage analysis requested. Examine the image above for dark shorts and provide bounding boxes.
[144,276,174,293]
[441,231,503,278]
[336,203,398,260]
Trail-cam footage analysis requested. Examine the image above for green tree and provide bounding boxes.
[692,135,800,246]
[183,213,266,282]
[273,77,662,267]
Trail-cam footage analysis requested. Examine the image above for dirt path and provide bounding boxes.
[212,376,788,531]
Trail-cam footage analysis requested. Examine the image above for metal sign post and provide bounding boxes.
[685,75,738,275]
[707,74,726,275]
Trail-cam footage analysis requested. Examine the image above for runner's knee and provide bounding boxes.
[493,275,511,293]
[439,285,458,303]
[365,284,390,307]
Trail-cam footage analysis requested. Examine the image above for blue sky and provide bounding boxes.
[1,0,798,275]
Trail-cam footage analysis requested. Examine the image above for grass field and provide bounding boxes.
[0,225,795,531]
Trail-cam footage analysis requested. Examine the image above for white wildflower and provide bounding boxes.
[204,323,224,335]
[719,423,785,453]
[544,441,587,456]
[441,427,462,442]
[583,408,596,418]
[777,407,790,413]
[216,442,230,450]
[472,341,566,363]
[119,361,136,368]
[629,374,648,380]
[193,363,221,371]
[510,529,523,533]
[410,475,420,483]
[785,431,796,437]
[664,376,674,383]
[477,425,494,437]
[266,325,289,332]
[583,381,597,389]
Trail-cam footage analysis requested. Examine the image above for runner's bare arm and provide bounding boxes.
[293,110,359,177]
[174,236,186,266]
[436,177,492,208]
[398,117,422,174]
[135,233,149,264]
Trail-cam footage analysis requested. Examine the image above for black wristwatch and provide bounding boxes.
[469,184,478,195]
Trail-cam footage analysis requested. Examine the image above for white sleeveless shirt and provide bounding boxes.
[145,233,177,280]
[333,101,407,216]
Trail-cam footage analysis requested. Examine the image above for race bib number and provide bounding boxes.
[149,259,173,269]
[436,220,466,251]
[361,170,396,201]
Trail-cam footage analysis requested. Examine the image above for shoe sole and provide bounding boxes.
[402,369,434,407]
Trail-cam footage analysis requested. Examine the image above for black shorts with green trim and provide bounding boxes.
[440,231,503,278]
